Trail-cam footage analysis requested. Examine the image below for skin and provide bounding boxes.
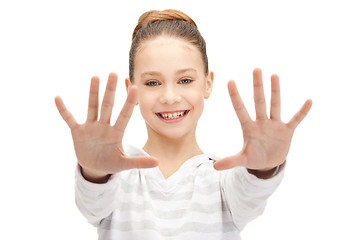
[55,35,312,182]
[126,36,213,178]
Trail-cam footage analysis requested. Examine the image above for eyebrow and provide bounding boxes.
[140,68,197,78]
[176,68,197,74]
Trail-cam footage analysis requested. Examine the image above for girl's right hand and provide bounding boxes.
[55,73,158,183]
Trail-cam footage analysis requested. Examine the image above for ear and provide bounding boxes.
[125,78,132,94]
[125,78,139,105]
[204,71,214,99]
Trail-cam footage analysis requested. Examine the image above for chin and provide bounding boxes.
[146,122,196,141]
[159,128,192,140]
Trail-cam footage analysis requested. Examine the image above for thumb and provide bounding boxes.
[213,152,247,171]
[120,156,159,171]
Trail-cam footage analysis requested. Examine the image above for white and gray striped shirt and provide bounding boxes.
[75,145,284,240]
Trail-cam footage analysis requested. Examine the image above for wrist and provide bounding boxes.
[247,161,286,179]
[80,166,111,184]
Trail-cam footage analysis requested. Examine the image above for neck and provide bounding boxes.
[143,125,203,165]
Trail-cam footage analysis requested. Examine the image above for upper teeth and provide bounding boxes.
[160,111,185,119]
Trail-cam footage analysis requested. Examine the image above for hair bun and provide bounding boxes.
[132,9,197,40]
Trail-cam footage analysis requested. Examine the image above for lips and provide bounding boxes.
[156,110,190,120]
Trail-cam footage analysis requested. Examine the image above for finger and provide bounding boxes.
[253,68,267,120]
[228,80,252,126]
[270,74,281,120]
[86,76,99,122]
[113,85,138,134]
[287,99,313,130]
[99,73,118,124]
[54,96,78,129]
[213,153,247,171]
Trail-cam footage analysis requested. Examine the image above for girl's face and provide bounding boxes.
[128,36,213,140]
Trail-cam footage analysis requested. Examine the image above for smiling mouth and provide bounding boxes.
[156,110,190,120]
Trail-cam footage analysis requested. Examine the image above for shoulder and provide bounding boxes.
[190,154,221,181]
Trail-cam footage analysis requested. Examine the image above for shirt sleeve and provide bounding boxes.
[220,166,285,231]
[74,165,120,227]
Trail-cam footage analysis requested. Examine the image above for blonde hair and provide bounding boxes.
[129,9,208,81]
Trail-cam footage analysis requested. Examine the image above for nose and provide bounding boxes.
[159,85,181,105]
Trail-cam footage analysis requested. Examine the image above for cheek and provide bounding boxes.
[185,88,205,112]
[137,91,155,115]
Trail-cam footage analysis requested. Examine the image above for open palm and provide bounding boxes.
[55,73,158,181]
[214,68,312,171]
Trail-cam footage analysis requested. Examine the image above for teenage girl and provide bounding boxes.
[55,9,312,240]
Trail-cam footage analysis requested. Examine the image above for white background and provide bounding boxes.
[1,0,359,239]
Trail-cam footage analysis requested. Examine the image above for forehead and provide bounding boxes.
[134,36,204,78]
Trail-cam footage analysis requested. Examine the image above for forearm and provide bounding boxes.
[75,165,118,226]
[220,165,285,230]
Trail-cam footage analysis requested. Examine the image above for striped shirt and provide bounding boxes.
[75,145,284,240]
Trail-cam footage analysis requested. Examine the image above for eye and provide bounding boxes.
[145,81,160,86]
[179,79,193,84]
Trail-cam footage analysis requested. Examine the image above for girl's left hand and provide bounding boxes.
[213,68,312,171]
